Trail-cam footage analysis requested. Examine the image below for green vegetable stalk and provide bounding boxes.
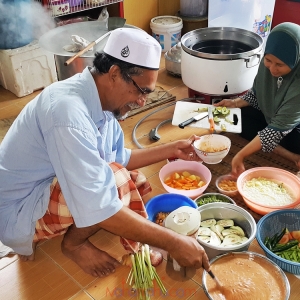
[126,244,167,300]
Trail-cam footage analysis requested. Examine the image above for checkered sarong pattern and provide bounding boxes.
[33,163,151,252]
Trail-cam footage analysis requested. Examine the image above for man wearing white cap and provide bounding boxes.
[0,28,209,277]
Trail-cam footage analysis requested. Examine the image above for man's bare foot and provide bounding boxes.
[61,239,121,277]
[19,241,38,262]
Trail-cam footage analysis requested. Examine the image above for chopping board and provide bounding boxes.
[172,102,242,133]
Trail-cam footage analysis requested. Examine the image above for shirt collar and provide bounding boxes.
[81,67,105,125]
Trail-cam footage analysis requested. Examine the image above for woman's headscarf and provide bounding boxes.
[252,22,300,131]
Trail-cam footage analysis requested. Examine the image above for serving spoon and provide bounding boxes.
[207,269,223,289]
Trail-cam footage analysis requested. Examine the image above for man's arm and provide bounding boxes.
[62,205,210,271]
[126,135,201,170]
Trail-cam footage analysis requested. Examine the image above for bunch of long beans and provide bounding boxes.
[126,244,167,299]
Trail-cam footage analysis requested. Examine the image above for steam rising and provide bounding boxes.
[0,0,55,49]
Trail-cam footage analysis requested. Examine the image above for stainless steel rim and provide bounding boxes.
[202,251,291,300]
[181,27,263,60]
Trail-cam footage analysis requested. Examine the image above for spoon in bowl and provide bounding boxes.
[207,269,223,289]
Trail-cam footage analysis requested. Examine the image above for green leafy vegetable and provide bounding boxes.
[196,195,232,207]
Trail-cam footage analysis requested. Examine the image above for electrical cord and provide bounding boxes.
[132,98,199,149]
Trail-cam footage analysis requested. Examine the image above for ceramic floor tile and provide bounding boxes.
[0,250,81,300]
[0,253,18,270]
[69,291,95,300]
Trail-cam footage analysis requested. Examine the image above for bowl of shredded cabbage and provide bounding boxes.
[237,167,300,215]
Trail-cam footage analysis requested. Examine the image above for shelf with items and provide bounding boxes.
[38,0,123,18]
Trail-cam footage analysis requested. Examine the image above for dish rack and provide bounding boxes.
[36,0,123,17]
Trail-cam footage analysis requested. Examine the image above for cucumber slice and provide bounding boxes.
[225,116,233,124]
[222,228,242,237]
[197,235,210,243]
[221,123,227,131]
[198,227,212,236]
[230,226,245,237]
[210,231,222,246]
[221,234,242,246]
[213,116,221,123]
[200,219,217,228]
[211,224,224,241]
[216,219,234,227]
[239,237,249,244]
[222,107,230,115]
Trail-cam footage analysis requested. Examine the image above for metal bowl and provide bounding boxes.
[197,202,257,259]
[164,42,181,77]
[202,251,290,300]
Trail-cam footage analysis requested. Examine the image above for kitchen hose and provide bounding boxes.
[132,97,198,149]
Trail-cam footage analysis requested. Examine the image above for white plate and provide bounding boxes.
[172,102,242,133]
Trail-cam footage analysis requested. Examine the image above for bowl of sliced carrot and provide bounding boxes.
[159,160,212,199]
[216,174,239,197]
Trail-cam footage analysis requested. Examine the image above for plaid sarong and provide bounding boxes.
[34,162,151,252]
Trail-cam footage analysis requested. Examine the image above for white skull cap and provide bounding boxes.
[103,28,161,70]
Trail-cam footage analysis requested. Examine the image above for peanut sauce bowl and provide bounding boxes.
[202,251,290,300]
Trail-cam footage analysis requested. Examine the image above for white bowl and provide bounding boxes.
[159,160,212,199]
[193,134,231,164]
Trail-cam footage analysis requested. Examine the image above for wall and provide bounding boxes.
[272,0,300,27]
[123,0,180,33]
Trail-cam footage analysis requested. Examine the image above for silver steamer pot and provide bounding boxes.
[181,27,264,95]
[39,21,137,81]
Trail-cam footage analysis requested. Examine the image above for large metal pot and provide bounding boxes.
[181,27,264,95]
[39,21,136,81]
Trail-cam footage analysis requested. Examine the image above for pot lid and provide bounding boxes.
[181,27,263,60]
[39,21,136,57]
[165,206,201,235]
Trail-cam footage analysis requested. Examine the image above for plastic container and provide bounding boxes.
[180,0,208,17]
[159,160,211,199]
[256,209,300,275]
[215,174,238,197]
[0,40,57,97]
[237,167,300,215]
[145,193,197,223]
[68,0,83,7]
[0,0,33,49]
[150,16,183,52]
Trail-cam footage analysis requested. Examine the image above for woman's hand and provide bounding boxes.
[214,97,249,108]
[231,152,246,177]
[214,98,238,108]
[173,135,202,162]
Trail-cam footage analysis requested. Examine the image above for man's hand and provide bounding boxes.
[168,235,210,271]
[173,135,202,162]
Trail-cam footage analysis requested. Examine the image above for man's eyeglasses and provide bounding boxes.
[125,73,153,95]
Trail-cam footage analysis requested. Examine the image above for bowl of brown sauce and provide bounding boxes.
[202,251,290,300]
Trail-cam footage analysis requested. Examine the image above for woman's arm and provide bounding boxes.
[231,136,262,176]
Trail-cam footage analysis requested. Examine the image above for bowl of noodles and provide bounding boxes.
[193,134,231,164]
[237,167,300,215]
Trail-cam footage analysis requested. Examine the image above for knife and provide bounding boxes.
[178,113,208,129]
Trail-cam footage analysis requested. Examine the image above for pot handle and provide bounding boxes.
[244,54,261,68]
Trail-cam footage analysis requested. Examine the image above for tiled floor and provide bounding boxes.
[0,57,299,300]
